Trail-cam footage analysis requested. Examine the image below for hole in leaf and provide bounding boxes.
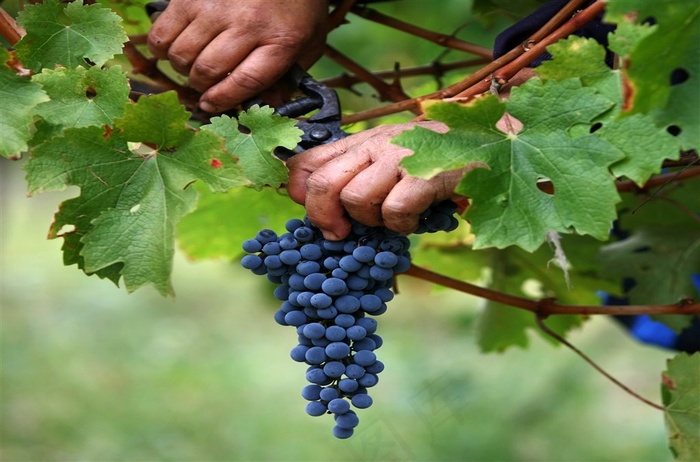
[56,224,76,236]
[238,124,251,134]
[670,68,690,85]
[590,122,603,134]
[536,177,554,195]
[85,86,96,100]
[667,125,682,136]
[622,277,637,293]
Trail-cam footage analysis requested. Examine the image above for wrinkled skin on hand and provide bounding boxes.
[148,0,330,112]
[286,122,467,240]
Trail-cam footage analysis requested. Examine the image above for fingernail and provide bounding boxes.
[199,101,217,113]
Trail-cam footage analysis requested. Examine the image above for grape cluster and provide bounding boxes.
[241,200,458,438]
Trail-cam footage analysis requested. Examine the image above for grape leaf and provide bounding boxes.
[15,0,128,72]
[203,106,302,190]
[474,236,606,352]
[661,353,700,461]
[177,184,306,260]
[397,79,622,252]
[25,92,245,295]
[96,0,153,35]
[616,177,700,231]
[536,36,621,107]
[598,226,700,309]
[32,66,130,128]
[598,114,679,186]
[0,48,49,157]
[605,0,700,150]
[537,36,680,186]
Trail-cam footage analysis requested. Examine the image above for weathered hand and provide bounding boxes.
[147,0,330,112]
[286,122,466,240]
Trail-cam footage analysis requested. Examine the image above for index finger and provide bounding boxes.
[198,44,302,113]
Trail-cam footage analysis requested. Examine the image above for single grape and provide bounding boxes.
[351,394,373,409]
[302,384,322,401]
[358,373,378,387]
[241,254,263,270]
[326,342,351,359]
[352,246,376,263]
[302,322,326,340]
[353,350,377,367]
[335,411,360,429]
[242,239,262,253]
[255,229,277,244]
[321,277,348,296]
[339,255,362,272]
[290,344,309,362]
[323,361,346,378]
[374,251,399,268]
[306,401,327,417]
[328,398,351,415]
[305,346,327,365]
[345,364,365,379]
[262,241,281,255]
[332,425,353,439]
[324,325,346,342]
[338,378,359,393]
[320,386,341,402]
[300,243,323,260]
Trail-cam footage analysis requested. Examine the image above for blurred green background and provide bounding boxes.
[0,163,675,462]
[0,1,677,460]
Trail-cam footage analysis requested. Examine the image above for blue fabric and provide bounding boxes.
[629,315,678,349]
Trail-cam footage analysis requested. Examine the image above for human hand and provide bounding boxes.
[147,0,330,113]
[286,122,466,240]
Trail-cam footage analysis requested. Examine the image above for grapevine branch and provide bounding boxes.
[535,316,665,411]
[349,4,493,60]
[455,0,606,100]
[321,58,490,89]
[404,264,700,317]
[324,44,415,107]
[339,0,595,124]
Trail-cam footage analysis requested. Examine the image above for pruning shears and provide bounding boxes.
[268,64,348,157]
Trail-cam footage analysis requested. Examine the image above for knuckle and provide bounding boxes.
[339,188,367,209]
[231,68,267,93]
[167,50,191,72]
[304,173,334,197]
[191,60,222,82]
[382,198,419,234]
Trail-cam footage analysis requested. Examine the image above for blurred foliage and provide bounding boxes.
[2,158,674,461]
[0,1,681,460]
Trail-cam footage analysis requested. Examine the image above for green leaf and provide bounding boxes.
[177,184,306,260]
[599,114,679,186]
[605,1,700,150]
[397,79,622,251]
[0,48,49,157]
[537,36,621,107]
[96,0,153,35]
[537,36,679,185]
[203,106,302,190]
[662,353,700,461]
[32,66,130,128]
[15,0,128,71]
[598,226,700,307]
[25,92,246,295]
[474,240,594,352]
